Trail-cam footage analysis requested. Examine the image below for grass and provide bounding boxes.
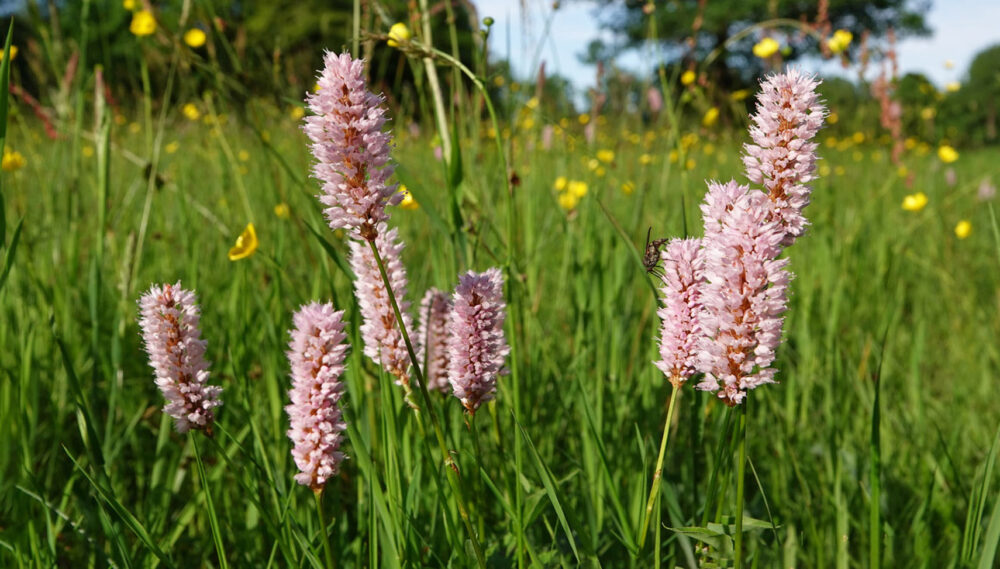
[1,46,1000,568]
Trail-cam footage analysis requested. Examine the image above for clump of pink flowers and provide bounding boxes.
[304,51,400,240]
[743,68,826,245]
[654,238,704,387]
[695,181,791,406]
[447,268,509,414]
[347,223,413,386]
[285,302,349,491]
[138,282,222,433]
[416,288,452,392]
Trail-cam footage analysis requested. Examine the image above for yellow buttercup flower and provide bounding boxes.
[238,150,250,162]
[730,89,750,102]
[920,107,936,120]
[567,180,588,198]
[290,106,305,121]
[554,176,568,191]
[184,28,207,48]
[578,113,590,125]
[398,185,418,210]
[901,192,928,212]
[2,150,25,172]
[954,220,971,239]
[681,70,696,86]
[274,203,290,219]
[558,192,579,210]
[82,145,95,158]
[945,81,960,93]
[130,10,157,37]
[165,141,180,154]
[525,97,539,110]
[938,145,958,163]
[182,103,201,121]
[228,223,258,261]
[387,22,411,47]
[622,181,635,195]
[1,45,17,61]
[639,153,654,166]
[753,37,780,58]
[596,149,614,163]
[702,107,719,127]
[828,29,853,54]
[122,0,136,9]
[826,112,839,124]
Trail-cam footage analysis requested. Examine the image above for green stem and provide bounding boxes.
[639,383,680,548]
[735,402,748,569]
[191,434,229,569]
[365,238,487,568]
[315,490,336,569]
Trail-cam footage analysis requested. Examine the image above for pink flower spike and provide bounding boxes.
[138,282,222,433]
[304,52,400,239]
[347,223,413,385]
[416,288,452,392]
[696,180,791,406]
[447,268,509,414]
[654,238,705,387]
[286,302,349,490]
[742,68,826,245]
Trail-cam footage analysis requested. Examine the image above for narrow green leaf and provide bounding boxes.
[0,215,21,292]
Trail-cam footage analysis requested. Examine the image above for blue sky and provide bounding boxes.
[484,0,1000,97]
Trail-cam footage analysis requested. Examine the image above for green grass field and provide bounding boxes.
[2,31,1000,568]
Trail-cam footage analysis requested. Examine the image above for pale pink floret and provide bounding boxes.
[304,52,400,238]
[447,268,509,414]
[654,238,705,387]
[416,288,452,392]
[285,302,349,490]
[695,181,790,406]
[742,68,826,245]
[138,282,222,433]
[347,223,413,385]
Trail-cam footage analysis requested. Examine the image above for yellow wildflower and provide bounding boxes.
[622,181,635,195]
[128,122,141,134]
[398,185,419,210]
[920,107,935,120]
[852,131,865,144]
[639,153,654,166]
[558,192,579,210]
[238,150,250,162]
[510,82,521,92]
[685,158,696,170]
[228,223,259,261]
[901,192,928,212]
[945,81,960,93]
[578,113,590,125]
[827,112,839,124]
[834,166,845,176]
[681,70,696,86]
[2,150,25,172]
[819,164,831,177]
[753,37,780,58]
[123,0,136,9]
[596,149,614,163]
[274,203,290,219]
[554,176,568,191]
[82,145,95,158]
[937,145,958,163]
[182,103,200,121]
[290,106,305,121]
[896,166,908,178]
[954,220,971,239]
[130,10,156,37]
[595,166,606,177]
[165,141,180,154]
[493,75,505,87]
[702,107,719,127]
[703,143,715,155]
[568,180,588,198]
[587,158,599,171]
[730,89,750,102]
[827,29,853,54]
[1,45,17,61]
[387,22,411,47]
[184,28,207,48]
[526,97,539,110]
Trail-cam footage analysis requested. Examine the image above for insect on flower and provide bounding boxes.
[643,227,669,276]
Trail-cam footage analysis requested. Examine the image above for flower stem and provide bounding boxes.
[191,433,229,569]
[365,238,487,568]
[734,402,748,569]
[314,490,336,569]
[638,383,680,548]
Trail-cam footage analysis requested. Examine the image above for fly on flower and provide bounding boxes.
[228,223,259,260]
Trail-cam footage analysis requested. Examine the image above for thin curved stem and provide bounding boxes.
[365,238,487,568]
[314,490,336,569]
[638,383,681,548]
[734,402,748,569]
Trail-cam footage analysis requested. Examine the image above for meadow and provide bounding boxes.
[2,6,1000,569]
